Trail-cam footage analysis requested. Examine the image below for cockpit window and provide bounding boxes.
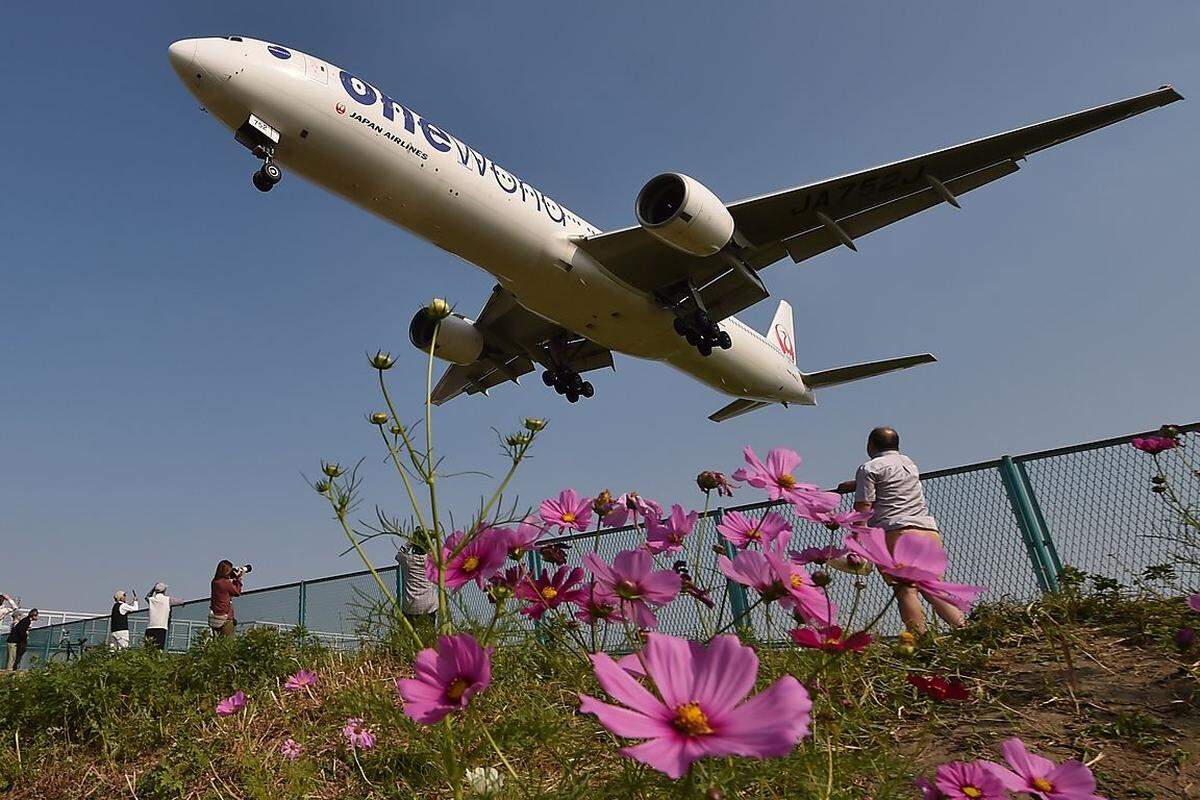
[226,36,243,42]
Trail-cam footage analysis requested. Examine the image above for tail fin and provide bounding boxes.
[803,353,936,388]
[766,300,795,364]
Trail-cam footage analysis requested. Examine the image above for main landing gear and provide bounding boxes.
[673,313,732,357]
[251,147,283,193]
[541,367,594,404]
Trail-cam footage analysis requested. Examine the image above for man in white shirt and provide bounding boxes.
[108,589,140,650]
[397,541,437,643]
[144,582,184,650]
[845,427,965,634]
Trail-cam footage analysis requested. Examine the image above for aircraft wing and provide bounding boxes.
[574,85,1182,322]
[430,286,613,404]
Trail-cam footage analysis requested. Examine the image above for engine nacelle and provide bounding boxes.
[408,308,485,365]
[635,173,735,257]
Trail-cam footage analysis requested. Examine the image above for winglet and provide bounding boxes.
[709,398,770,423]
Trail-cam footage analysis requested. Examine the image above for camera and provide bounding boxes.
[232,564,253,578]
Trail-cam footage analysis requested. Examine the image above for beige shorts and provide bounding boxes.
[882,528,943,587]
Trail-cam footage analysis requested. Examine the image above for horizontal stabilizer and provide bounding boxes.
[709,398,771,423]
[803,353,936,389]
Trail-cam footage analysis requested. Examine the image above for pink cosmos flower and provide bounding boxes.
[915,776,944,800]
[983,737,1106,800]
[799,506,873,533]
[935,761,1007,800]
[574,593,628,625]
[1188,593,1200,614]
[732,447,818,503]
[1132,435,1178,454]
[791,545,848,565]
[396,633,493,725]
[602,492,663,529]
[504,517,545,559]
[583,549,681,629]
[515,565,588,620]
[789,625,872,653]
[215,690,247,716]
[486,565,527,602]
[578,633,812,779]
[426,528,508,591]
[645,504,698,554]
[697,470,737,497]
[844,529,986,613]
[279,737,302,760]
[717,548,835,625]
[717,510,791,549]
[540,489,593,532]
[284,669,318,692]
[342,718,375,750]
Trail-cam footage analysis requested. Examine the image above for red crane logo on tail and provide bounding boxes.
[775,325,795,362]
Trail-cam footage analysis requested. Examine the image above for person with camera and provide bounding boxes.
[108,590,140,650]
[144,581,185,650]
[6,608,37,670]
[209,560,250,638]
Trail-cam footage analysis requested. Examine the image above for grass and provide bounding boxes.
[0,585,1196,799]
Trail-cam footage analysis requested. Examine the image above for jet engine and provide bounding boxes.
[408,308,485,365]
[634,173,735,257]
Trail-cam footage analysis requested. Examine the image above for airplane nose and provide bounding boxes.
[167,39,197,80]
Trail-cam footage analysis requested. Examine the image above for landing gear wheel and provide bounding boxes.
[252,171,274,192]
[698,341,713,357]
[553,375,570,394]
[718,331,732,350]
[580,381,594,398]
[566,390,580,403]
[673,317,687,336]
[542,370,555,387]
[261,162,282,184]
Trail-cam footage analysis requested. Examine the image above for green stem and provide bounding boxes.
[483,726,520,781]
[375,419,429,535]
[332,507,422,649]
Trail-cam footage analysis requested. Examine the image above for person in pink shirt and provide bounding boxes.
[208,560,244,638]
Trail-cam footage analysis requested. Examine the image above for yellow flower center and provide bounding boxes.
[824,636,840,647]
[747,528,761,540]
[1032,778,1053,793]
[561,512,576,523]
[962,787,982,799]
[790,574,804,589]
[672,703,714,736]
[777,474,797,489]
[445,677,470,702]
[541,586,558,601]
[463,556,480,572]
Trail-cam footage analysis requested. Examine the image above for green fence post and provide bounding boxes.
[298,580,307,629]
[717,510,750,633]
[1015,460,1064,581]
[526,549,546,643]
[998,456,1057,592]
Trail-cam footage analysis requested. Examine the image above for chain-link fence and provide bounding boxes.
[18,422,1197,666]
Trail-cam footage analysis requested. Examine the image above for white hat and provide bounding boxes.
[113,590,126,601]
[154,582,167,593]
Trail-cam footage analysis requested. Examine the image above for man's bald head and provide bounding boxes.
[867,427,900,457]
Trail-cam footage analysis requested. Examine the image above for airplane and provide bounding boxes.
[167,36,1181,422]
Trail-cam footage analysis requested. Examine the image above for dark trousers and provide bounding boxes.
[145,628,167,649]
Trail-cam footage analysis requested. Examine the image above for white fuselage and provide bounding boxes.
[169,36,813,405]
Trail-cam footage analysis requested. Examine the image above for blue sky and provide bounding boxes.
[2,3,1196,611]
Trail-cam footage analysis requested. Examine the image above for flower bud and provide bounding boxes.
[1160,424,1182,439]
[427,297,452,320]
[370,412,389,426]
[697,471,720,491]
[898,631,917,647]
[593,489,614,515]
[389,424,403,435]
[812,571,831,587]
[1152,485,1167,494]
[369,350,396,370]
[523,417,547,432]
[506,432,533,447]
[314,480,331,495]
[1151,474,1167,485]
[321,461,344,478]
[895,644,916,657]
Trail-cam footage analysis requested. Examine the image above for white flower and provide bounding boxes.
[464,766,504,797]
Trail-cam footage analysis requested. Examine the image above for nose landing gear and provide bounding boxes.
[252,159,283,192]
